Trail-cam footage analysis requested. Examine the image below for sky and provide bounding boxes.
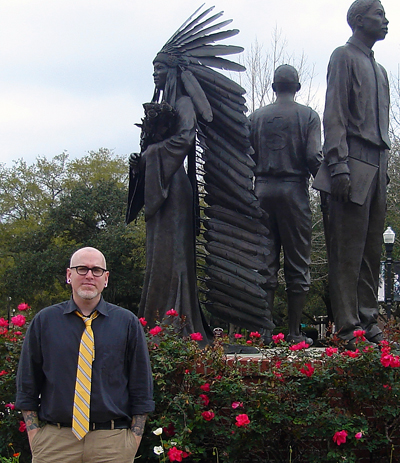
[1,0,399,166]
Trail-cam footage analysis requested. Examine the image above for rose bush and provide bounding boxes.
[0,305,31,462]
[2,308,400,462]
[139,317,400,462]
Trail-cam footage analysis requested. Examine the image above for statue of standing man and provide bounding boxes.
[249,65,322,344]
[323,0,390,348]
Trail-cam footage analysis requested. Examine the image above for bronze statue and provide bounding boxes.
[249,65,322,344]
[321,0,390,347]
[127,6,273,337]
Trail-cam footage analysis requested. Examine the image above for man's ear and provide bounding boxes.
[355,13,364,29]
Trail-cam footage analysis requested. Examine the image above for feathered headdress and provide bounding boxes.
[154,5,274,332]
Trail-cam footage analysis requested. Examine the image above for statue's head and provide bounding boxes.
[347,0,388,43]
[152,52,180,105]
[272,65,301,95]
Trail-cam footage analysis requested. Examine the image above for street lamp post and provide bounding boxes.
[383,226,396,319]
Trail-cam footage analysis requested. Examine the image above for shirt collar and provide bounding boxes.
[347,36,374,58]
[63,296,109,317]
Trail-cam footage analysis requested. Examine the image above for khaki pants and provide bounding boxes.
[31,424,138,463]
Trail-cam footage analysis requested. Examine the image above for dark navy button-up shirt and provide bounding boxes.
[16,298,154,423]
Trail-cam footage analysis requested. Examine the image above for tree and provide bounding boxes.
[0,149,146,315]
[238,28,318,113]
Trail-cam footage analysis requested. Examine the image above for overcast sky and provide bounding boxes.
[1,0,399,166]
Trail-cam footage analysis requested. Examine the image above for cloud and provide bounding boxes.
[1,0,399,165]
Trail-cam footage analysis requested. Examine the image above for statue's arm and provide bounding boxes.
[323,48,351,176]
[306,110,323,178]
[323,48,351,202]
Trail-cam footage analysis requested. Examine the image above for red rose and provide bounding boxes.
[199,394,210,406]
[342,349,360,358]
[200,383,210,392]
[289,340,309,351]
[19,421,26,433]
[250,331,261,338]
[201,410,215,421]
[231,401,243,409]
[190,332,203,341]
[272,333,284,343]
[163,423,176,437]
[353,329,366,341]
[235,414,250,427]
[149,326,162,336]
[18,303,30,311]
[139,317,147,327]
[325,347,338,357]
[333,430,348,446]
[0,317,8,327]
[300,363,315,377]
[166,309,179,317]
[11,314,26,327]
[168,446,183,462]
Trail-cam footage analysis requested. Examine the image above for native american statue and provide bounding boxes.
[126,5,274,338]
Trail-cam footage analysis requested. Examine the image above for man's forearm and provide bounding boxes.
[131,414,148,448]
[22,410,40,446]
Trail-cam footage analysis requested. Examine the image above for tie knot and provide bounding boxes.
[76,310,98,326]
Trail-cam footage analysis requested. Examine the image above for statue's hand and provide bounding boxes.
[129,153,142,173]
[331,173,351,203]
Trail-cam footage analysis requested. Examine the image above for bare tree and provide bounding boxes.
[238,27,319,113]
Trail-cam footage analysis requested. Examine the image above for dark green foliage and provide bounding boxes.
[0,149,145,316]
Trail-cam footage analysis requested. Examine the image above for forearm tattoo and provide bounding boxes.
[22,410,39,432]
[131,414,147,437]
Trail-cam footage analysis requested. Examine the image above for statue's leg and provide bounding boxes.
[328,197,369,340]
[287,291,306,338]
[261,289,275,344]
[278,180,312,342]
[358,150,388,340]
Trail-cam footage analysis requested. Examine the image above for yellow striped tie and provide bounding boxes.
[72,310,98,440]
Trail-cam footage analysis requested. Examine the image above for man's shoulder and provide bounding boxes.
[35,301,70,318]
[295,103,320,120]
[330,42,358,61]
[103,301,138,321]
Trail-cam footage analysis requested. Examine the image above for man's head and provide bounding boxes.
[66,247,109,305]
[347,0,388,44]
[272,65,301,95]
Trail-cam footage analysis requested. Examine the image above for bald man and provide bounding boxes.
[16,247,154,463]
[323,0,390,347]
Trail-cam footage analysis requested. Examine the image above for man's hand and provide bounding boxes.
[22,410,40,448]
[331,173,351,202]
[129,153,142,174]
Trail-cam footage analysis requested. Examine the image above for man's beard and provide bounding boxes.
[76,286,100,300]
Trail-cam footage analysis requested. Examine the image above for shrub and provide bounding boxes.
[1,308,400,462]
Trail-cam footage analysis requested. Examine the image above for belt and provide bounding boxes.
[47,418,130,431]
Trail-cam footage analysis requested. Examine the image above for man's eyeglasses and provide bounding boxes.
[70,266,107,277]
